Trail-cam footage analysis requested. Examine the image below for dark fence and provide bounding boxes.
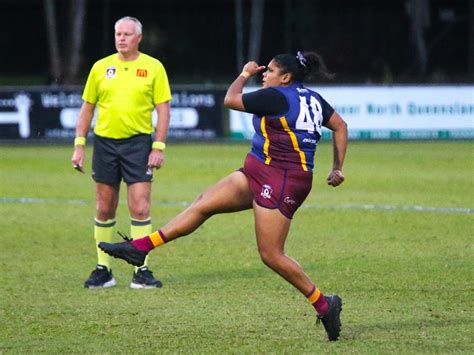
[0,86,226,142]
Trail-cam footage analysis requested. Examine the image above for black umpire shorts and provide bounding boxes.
[92,134,153,184]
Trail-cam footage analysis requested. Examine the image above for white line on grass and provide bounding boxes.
[1,197,472,214]
[0,197,89,205]
[302,203,474,214]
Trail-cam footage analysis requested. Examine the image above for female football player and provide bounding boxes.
[100,51,348,341]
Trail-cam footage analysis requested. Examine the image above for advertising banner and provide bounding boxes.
[230,86,474,140]
[0,87,225,140]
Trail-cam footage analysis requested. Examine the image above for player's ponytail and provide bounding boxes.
[301,51,334,81]
[273,51,334,82]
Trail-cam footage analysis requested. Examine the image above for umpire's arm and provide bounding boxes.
[149,101,171,169]
[71,101,96,172]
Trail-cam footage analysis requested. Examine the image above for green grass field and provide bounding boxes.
[0,141,473,353]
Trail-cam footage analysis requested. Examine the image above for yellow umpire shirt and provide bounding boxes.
[82,53,172,139]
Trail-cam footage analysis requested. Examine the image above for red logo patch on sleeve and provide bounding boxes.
[136,69,148,77]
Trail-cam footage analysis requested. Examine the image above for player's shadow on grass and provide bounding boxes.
[341,317,474,341]
[175,264,274,284]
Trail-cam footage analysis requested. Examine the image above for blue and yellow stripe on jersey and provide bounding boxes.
[279,117,309,171]
[249,83,331,172]
[260,116,272,165]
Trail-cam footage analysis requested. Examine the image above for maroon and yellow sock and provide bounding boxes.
[131,229,167,252]
[131,217,152,270]
[306,285,329,316]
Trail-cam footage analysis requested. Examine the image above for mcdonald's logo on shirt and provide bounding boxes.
[136,69,148,77]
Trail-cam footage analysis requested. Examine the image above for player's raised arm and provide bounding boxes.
[224,61,265,111]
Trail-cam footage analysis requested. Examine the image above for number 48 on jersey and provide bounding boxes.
[295,95,323,134]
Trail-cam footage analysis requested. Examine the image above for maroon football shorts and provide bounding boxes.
[240,154,313,219]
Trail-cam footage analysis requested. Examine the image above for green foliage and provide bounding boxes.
[0,76,48,86]
[0,141,472,353]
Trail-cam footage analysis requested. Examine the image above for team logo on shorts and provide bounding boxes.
[106,66,116,79]
[284,196,296,205]
[260,184,273,199]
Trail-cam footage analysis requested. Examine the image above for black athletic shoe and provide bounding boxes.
[317,295,343,341]
[84,264,117,288]
[98,232,148,267]
[130,266,163,289]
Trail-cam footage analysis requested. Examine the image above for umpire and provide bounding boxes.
[71,16,172,289]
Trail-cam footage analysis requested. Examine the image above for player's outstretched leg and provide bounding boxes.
[317,295,343,341]
[101,171,253,266]
[99,232,148,267]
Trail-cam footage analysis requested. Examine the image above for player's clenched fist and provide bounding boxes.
[327,169,344,187]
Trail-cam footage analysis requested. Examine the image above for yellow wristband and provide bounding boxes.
[240,71,251,78]
[152,141,166,151]
[74,137,86,146]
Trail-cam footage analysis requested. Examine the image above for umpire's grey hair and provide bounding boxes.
[115,16,143,35]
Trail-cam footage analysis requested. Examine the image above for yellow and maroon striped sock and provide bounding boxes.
[150,230,167,247]
[131,229,167,252]
[306,285,329,316]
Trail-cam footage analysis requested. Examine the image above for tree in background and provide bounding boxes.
[469,0,474,77]
[234,0,265,84]
[406,0,430,78]
[44,0,87,84]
